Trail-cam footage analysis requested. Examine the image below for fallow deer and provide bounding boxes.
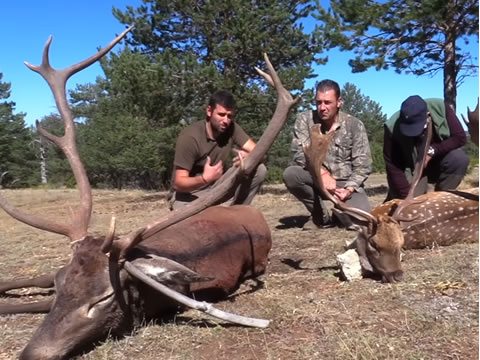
[0,26,300,360]
[303,110,478,283]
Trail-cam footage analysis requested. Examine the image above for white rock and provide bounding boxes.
[336,249,363,281]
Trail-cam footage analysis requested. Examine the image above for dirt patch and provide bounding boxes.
[0,175,478,360]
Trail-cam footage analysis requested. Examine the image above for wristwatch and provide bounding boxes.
[427,146,435,157]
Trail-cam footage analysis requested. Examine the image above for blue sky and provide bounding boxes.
[1,1,478,127]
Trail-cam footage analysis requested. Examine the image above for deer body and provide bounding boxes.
[18,205,271,360]
[372,188,479,249]
[137,205,272,295]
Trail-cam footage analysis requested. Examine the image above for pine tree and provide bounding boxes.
[68,1,324,187]
[0,73,39,188]
[314,0,479,108]
[341,82,386,172]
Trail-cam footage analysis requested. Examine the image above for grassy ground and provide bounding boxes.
[0,173,478,360]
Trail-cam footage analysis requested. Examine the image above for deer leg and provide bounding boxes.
[0,273,55,294]
[0,299,53,314]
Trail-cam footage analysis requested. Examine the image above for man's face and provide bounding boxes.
[316,89,341,123]
[206,104,234,135]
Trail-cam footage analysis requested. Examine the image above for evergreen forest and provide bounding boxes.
[1,0,478,189]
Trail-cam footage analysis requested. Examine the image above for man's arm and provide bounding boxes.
[174,156,223,193]
[174,168,208,193]
[430,104,467,156]
[172,125,223,193]
[290,112,311,167]
[343,120,372,191]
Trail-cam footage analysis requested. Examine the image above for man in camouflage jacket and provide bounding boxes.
[283,79,372,230]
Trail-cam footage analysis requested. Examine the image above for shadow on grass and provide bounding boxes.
[276,215,309,229]
[281,258,339,273]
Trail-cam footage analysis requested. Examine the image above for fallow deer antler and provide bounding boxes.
[391,116,432,220]
[461,99,479,147]
[303,124,378,234]
[0,25,134,242]
[103,54,301,261]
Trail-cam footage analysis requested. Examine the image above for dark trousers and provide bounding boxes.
[170,164,267,210]
[386,148,469,201]
[282,165,371,223]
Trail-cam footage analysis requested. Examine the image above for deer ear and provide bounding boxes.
[130,254,214,286]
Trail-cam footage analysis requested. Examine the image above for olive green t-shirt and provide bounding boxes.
[173,120,250,178]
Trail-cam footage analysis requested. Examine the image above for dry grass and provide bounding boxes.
[0,174,478,360]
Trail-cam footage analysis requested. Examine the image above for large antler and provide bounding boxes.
[462,99,479,147]
[104,54,300,260]
[303,124,378,233]
[391,117,432,220]
[0,26,134,242]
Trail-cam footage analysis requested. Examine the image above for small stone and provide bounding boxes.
[336,249,363,281]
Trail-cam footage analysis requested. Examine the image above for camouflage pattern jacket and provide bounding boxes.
[290,110,372,191]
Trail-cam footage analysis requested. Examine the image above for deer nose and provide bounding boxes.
[382,270,404,283]
[20,345,64,360]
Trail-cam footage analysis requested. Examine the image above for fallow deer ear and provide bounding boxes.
[131,254,214,285]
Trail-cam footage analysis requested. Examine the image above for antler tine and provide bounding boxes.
[303,125,336,204]
[106,54,299,260]
[244,53,300,175]
[0,26,134,241]
[392,116,433,220]
[466,99,479,146]
[303,124,378,230]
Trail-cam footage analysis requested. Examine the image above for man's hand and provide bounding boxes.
[334,187,353,201]
[424,155,432,169]
[233,149,248,167]
[202,156,223,183]
[322,172,337,194]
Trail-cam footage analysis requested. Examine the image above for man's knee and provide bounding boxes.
[283,165,301,189]
[443,148,469,174]
[347,191,371,212]
[254,163,267,183]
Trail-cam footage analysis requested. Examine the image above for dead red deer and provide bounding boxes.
[0,26,299,360]
[303,113,478,283]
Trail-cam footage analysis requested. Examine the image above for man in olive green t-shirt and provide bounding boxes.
[168,90,267,210]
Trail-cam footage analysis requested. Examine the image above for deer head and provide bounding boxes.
[303,118,432,282]
[0,27,299,359]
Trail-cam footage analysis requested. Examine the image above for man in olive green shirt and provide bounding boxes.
[168,90,266,210]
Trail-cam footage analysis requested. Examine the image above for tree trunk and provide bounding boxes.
[443,15,457,110]
[39,142,48,184]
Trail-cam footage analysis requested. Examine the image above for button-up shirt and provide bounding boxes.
[290,109,372,191]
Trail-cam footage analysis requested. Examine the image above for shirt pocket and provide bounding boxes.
[333,135,352,163]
